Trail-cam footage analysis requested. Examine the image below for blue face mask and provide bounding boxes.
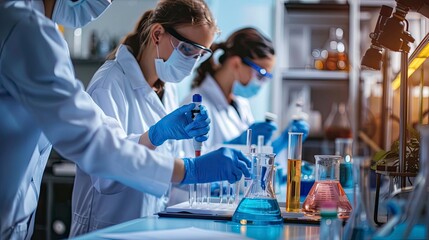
[232,77,262,98]
[52,0,111,28]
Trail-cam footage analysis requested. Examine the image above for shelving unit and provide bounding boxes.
[282,69,349,81]
[273,0,393,157]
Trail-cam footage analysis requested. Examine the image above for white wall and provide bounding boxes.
[64,0,158,58]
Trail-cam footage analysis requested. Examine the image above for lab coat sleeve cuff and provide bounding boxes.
[126,134,141,144]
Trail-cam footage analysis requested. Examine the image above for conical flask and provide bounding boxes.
[324,102,352,141]
[232,154,282,225]
[323,27,348,71]
[343,156,376,240]
[302,155,352,218]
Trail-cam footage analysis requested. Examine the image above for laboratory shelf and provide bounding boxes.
[281,69,349,81]
[285,2,349,11]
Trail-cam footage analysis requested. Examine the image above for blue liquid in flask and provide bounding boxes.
[232,197,283,225]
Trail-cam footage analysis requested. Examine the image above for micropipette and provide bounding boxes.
[189,94,202,207]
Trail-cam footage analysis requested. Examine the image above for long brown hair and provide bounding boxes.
[107,0,217,94]
[192,27,275,89]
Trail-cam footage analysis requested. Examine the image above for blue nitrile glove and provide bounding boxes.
[226,121,277,145]
[181,147,251,184]
[148,103,210,146]
[272,119,310,154]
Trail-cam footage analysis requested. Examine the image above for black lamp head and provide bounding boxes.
[361,5,393,70]
[378,14,407,51]
[377,3,415,52]
[361,45,383,70]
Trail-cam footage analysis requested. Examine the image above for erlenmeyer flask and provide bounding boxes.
[343,156,376,240]
[302,155,352,218]
[324,102,352,141]
[232,154,282,225]
[323,27,348,71]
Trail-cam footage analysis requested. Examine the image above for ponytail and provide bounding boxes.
[106,10,154,60]
[192,42,227,89]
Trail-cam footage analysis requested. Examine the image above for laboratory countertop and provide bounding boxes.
[72,216,320,240]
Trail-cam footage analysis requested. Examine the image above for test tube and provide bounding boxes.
[233,130,252,205]
[335,138,353,189]
[286,132,303,212]
[264,112,277,145]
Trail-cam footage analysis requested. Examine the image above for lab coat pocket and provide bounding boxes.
[10,220,29,240]
[93,177,127,195]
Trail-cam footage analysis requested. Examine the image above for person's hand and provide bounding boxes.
[148,103,210,146]
[227,121,277,145]
[181,147,251,184]
[272,120,310,154]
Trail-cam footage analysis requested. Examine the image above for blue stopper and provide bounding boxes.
[192,94,202,103]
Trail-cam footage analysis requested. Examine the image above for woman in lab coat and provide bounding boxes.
[70,0,221,236]
[0,0,251,239]
[183,27,309,154]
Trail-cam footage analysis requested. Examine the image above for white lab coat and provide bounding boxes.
[70,45,181,236]
[0,3,173,239]
[181,74,254,155]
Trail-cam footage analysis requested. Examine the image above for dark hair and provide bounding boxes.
[106,0,218,94]
[192,27,275,89]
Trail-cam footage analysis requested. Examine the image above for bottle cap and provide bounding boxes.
[320,201,338,218]
[264,112,277,122]
[192,94,202,103]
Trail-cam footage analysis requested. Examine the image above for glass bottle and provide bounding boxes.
[302,155,352,218]
[324,102,352,141]
[319,201,341,240]
[232,154,282,225]
[323,27,348,71]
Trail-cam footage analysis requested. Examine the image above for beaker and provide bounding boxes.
[324,103,352,140]
[232,154,282,225]
[286,132,303,212]
[335,138,353,188]
[302,155,352,218]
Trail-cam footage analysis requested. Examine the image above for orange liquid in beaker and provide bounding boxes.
[302,180,352,218]
[286,159,301,212]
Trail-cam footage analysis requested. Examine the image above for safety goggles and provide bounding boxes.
[242,57,273,82]
[165,27,213,63]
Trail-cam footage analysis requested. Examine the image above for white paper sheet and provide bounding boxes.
[101,227,252,240]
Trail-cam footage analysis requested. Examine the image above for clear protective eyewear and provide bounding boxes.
[241,57,273,82]
[165,27,213,63]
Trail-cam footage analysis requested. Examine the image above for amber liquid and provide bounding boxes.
[302,180,352,218]
[325,126,352,141]
[286,159,302,212]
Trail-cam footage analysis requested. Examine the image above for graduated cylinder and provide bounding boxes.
[286,132,303,212]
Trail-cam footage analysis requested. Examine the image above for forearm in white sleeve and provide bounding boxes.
[1,12,172,196]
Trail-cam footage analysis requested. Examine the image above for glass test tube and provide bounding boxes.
[235,129,253,205]
[286,132,303,212]
[335,138,353,188]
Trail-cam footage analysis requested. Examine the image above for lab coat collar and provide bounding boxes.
[116,44,151,92]
[200,74,230,111]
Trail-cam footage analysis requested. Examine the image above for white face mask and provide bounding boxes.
[52,0,111,28]
[154,45,198,83]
